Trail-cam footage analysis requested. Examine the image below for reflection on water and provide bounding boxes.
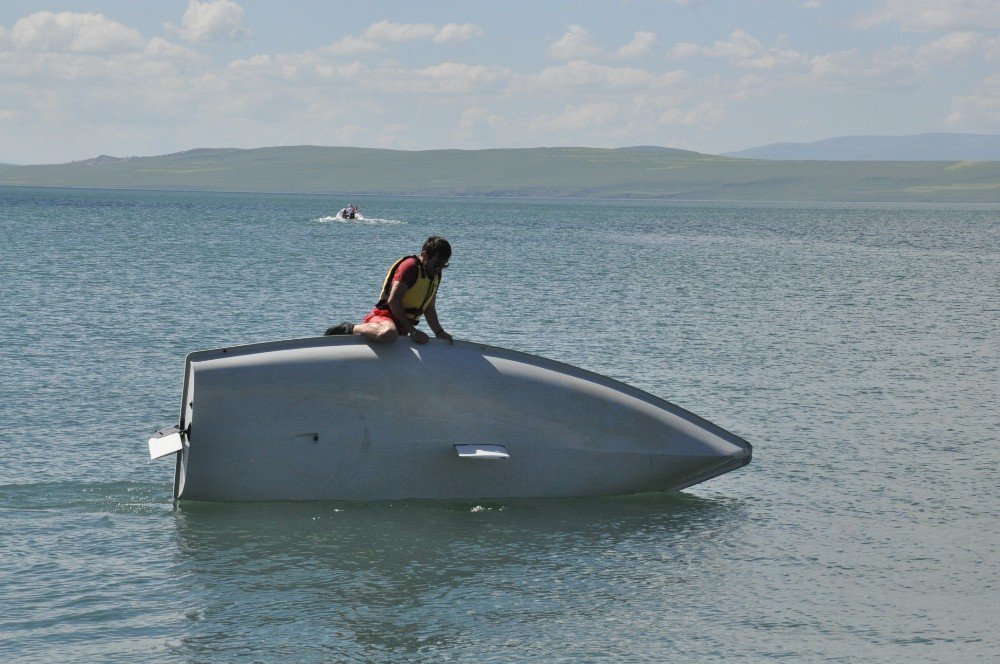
[167,494,748,660]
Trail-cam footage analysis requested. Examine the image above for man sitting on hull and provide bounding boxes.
[325,236,454,345]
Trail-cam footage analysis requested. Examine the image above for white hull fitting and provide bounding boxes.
[149,337,752,501]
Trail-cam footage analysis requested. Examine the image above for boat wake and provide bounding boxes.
[314,215,405,225]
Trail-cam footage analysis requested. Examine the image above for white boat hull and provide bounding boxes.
[161,337,751,501]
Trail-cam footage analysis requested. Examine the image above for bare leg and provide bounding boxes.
[353,320,399,343]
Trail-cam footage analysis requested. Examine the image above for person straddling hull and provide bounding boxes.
[325,236,453,345]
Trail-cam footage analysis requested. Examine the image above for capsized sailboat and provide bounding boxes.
[149,337,751,501]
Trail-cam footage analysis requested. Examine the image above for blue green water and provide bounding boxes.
[1,186,997,661]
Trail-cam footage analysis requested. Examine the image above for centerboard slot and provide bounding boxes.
[454,444,509,460]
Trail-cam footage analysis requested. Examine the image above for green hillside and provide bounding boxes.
[1,145,997,202]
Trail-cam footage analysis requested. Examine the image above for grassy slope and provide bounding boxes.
[0,146,997,202]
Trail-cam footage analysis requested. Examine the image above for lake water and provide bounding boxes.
[1,186,997,662]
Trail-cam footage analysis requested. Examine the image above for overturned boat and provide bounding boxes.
[149,337,751,501]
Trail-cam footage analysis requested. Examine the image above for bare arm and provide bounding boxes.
[423,295,453,344]
[385,280,430,344]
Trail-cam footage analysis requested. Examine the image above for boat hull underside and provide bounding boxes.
[175,339,751,501]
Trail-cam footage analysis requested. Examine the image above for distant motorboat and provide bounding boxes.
[148,337,752,501]
[335,207,364,221]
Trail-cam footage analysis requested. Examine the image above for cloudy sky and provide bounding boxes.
[1,0,998,164]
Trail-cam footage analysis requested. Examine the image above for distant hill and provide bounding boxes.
[69,155,138,166]
[0,145,997,202]
[725,133,1000,161]
[616,145,704,156]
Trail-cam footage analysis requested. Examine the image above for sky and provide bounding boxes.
[0,0,998,164]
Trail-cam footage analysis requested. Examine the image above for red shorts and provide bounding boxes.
[363,308,409,335]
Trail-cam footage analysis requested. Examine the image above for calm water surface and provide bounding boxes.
[1,187,997,662]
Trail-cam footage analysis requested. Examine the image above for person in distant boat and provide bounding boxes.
[339,204,357,219]
[325,236,454,345]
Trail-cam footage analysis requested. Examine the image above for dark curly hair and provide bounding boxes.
[422,236,452,262]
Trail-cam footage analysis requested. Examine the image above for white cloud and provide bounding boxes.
[332,21,483,53]
[549,25,603,60]
[947,74,1000,129]
[706,29,765,59]
[200,50,509,96]
[228,53,274,76]
[616,31,658,59]
[542,102,621,131]
[376,123,412,148]
[362,62,510,96]
[4,11,144,53]
[660,101,727,126]
[916,31,987,61]
[412,62,506,94]
[316,61,364,82]
[528,101,651,139]
[145,37,202,61]
[667,29,808,70]
[990,36,1000,60]
[730,73,767,101]
[433,23,485,43]
[551,26,662,61]
[459,106,506,135]
[668,24,995,95]
[325,35,380,56]
[528,61,658,90]
[226,52,366,85]
[667,41,703,60]
[168,0,251,44]
[806,46,922,88]
[362,20,482,44]
[856,0,1000,32]
[364,20,438,42]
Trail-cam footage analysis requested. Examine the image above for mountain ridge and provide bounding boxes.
[0,144,997,203]
[725,133,1000,161]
